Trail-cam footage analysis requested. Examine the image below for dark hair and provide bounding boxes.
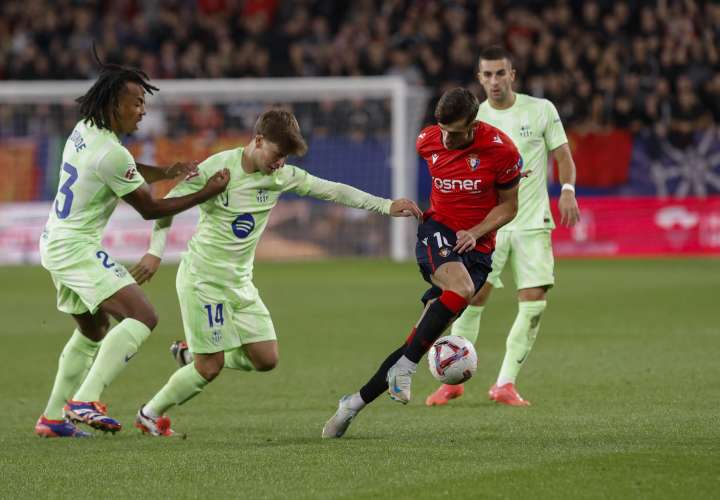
[478,45,514,67]
[434,88,479,125]
[76,45,159,131]
[254,109,308,156]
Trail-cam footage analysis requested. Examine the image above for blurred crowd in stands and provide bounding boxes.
[1,0,719,147]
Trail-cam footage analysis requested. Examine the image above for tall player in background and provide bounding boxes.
[35,52,230,438]
[323,88,522,439]
[426,46,580,408]
[128,109,421,436]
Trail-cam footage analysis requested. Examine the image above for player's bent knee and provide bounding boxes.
[195,361,223,381]
[252,356,278,372]
[133,307,158,331]
[448,282,475,302]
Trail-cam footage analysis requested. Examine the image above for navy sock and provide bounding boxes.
[403,300,456,363]
[359,345,406,404]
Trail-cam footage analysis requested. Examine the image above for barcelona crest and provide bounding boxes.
[466,154,480,171]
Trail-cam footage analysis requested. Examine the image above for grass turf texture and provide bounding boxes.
[1,259,718,499]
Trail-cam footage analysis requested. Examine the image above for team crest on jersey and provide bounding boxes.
[520,124,532,137]
[466,154,480,171]
[124,165,137,180]
[211,330,222,345]
[256,189,269,203]
[438,247,450,257]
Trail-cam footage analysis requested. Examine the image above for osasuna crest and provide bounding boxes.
[466,154,480,171]
[438,247,450,257]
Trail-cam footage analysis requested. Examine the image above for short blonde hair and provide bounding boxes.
[254,109,308,156]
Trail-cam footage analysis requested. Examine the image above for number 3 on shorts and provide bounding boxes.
[204,304,224,327]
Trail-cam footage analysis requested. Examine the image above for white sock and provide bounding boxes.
[143,404,160,419]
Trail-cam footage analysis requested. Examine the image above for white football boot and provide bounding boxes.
[134,406,175,437]
[386,363,416,404]
[322,395,359,439]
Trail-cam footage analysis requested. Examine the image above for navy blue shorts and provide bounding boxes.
[415,218,493,304]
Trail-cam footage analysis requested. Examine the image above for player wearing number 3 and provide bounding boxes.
[34,50,230,438]
[130,109,421,436]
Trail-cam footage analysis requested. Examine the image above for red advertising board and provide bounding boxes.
[551,196,720,256]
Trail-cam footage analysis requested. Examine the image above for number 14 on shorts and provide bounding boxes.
[204,303,224,327]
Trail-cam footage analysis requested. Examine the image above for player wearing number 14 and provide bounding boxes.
[34,50,230,438]
[130,109,422,436]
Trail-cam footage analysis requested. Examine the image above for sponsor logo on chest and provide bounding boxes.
[433,177,483,193]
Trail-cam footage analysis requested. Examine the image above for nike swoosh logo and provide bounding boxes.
[124,352,137,363]
[517,354,527,364]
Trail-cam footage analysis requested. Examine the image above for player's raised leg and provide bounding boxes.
[388,261,472,404]
[323,267,473,438]
[66,283,157,433]
[427,280,493,406]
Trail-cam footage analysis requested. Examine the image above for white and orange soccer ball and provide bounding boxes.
[428,335,477,385]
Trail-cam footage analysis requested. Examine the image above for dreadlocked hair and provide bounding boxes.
[76,45,159,131]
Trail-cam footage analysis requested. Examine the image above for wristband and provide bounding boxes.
[561,183,575,193]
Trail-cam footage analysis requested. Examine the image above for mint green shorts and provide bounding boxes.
[487,229,555,290]
[175,259,276,354]
[39,237,136,315]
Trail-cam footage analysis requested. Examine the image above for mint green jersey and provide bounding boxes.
[477,93,567,231]
[159,146,390,285]
[43,120,145,244]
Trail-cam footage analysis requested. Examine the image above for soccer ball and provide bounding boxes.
[428,335,477,385]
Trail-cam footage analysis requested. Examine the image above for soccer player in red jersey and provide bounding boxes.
[323,88,522,438]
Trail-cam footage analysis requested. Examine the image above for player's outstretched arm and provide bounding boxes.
[123,168,230,220]
[298,174,421,218]
[552,144,580,227]
[389,198,423,219]
[454,183,519,253]
[136,161,199,184]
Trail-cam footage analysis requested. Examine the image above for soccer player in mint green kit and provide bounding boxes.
[129,109,422,436]
[34,53,230,438]
[426,45,581,407]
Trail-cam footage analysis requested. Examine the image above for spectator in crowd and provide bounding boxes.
[0,0,718,143]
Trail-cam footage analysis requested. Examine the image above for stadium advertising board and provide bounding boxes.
[551,196,720,256]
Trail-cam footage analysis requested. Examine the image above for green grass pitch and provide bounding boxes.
[1,259,718,499]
